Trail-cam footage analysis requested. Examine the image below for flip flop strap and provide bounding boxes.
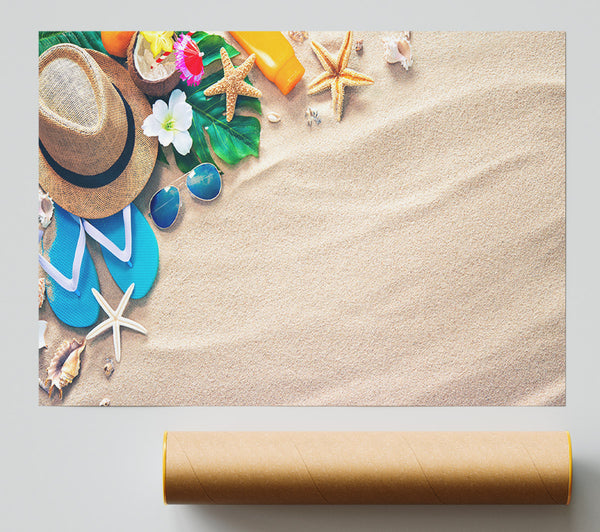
[38,215,86,294]
[82,204,132,263]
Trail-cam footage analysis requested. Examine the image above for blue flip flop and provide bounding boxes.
[82,203,159,299]
[39,204,100,328]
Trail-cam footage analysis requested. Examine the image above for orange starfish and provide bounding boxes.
[307,31,374,121]
[204,48,262,122]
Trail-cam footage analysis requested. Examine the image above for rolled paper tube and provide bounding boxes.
[163,431,572,505]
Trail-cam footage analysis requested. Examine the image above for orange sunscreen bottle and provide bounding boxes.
[229,31,305,95]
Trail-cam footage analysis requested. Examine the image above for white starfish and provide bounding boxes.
[85,283,147,362]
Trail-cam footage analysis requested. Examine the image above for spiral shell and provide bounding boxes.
[103,358,114,378]
[382,32,413,70]
[44,338,85,399]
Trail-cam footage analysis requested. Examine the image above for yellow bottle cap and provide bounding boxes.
[274,55,305,95]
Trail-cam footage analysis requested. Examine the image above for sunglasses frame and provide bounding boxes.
[148,163,222,229]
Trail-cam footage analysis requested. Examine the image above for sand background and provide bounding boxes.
[38,31,565,406]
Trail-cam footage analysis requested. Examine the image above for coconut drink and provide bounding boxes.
[127,32,180,97]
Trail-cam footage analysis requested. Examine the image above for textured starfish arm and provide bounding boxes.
[236,54,257,79]
[225,92,239,122]
[341,68,374,86]
[307,72,335,94]
[220,47,234,75]
[86,321,112,340]
[337,31,353,71]
[120,317,148,335]
[113,325,121,362]
[91,288,114,317]
[204,79,227,97]
[310,40,338,73]
[116,284,135,315]
[332,78,346,121]
[237,82,262,99]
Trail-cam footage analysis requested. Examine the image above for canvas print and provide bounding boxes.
[37,31,565,406]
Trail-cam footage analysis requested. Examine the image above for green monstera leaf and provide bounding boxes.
[39,31,107,56]
[183,71,261,166]
[190,32,240,67]
[171,33,262,173]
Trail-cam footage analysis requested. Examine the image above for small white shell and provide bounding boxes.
[38,320,48,350]
[305,107,321,127]
[38,189,54,228]
[99,398,111,406]
[288,31,308,43]
[382,34,413,70]
[103,358,114,378]
[39,378,49,393]
[267,112,281,123]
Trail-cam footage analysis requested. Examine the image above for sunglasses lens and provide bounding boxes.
[187,163,222,201]
[149,186,180,229]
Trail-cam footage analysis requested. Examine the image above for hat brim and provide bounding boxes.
[39,49,158,219]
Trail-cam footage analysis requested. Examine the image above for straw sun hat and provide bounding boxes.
[39,43,158,219]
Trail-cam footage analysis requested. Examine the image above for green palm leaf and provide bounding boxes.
[39,31,107,56]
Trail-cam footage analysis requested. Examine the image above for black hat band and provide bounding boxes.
[39,85,135,189]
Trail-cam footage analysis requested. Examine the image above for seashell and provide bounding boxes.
[353,39,363,53]
[103,358,114,378]
[44,338,85,399]
[382,33,413,70]
[38,378,49,394]
[38,188,54,229]
[38,320,48,350]
[99,398,111,407]
[305,106,321,127]
[288,31,309,43]
[38,278,46,309]
[267,112,281,123]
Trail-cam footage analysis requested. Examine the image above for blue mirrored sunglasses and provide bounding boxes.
[149,163,222,229]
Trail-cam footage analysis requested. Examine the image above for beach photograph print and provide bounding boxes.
[37,31,565,406]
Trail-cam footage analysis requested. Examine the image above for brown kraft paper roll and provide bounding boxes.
[163,431,572,505]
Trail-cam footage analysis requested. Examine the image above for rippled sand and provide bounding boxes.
[39,32,565,406]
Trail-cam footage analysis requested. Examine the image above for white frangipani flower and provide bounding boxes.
[142,89,193,155]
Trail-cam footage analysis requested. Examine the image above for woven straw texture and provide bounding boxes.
[39,44,157,219]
